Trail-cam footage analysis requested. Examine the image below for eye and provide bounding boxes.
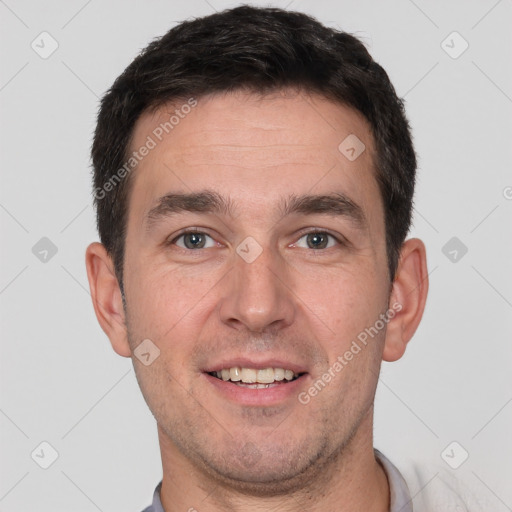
[170,230,217,250]
[294,231,341,250]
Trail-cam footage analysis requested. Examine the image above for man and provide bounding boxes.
[85,6,476,511]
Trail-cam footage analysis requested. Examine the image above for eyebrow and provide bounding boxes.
[144,189,366,232]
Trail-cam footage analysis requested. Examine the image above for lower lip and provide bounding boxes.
[203,373,307,406]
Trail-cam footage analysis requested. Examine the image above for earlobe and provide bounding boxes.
[382,238,429,362]
[85,242,131,358]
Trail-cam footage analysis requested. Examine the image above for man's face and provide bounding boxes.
[122,90,391,489]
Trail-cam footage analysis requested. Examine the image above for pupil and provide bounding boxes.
[308,233,327,249]
[185,233,205,249]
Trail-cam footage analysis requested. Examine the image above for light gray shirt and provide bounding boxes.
[141,449,413,512]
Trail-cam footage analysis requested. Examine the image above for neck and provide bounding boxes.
[157,410,389,512]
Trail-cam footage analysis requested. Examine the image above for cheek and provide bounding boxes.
[302,265,388,345]
[127,263,212,333]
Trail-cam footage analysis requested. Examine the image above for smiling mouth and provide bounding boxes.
[207,367,305,388]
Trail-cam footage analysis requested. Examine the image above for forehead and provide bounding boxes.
[126,89,380,226]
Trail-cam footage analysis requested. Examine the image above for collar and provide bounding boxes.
[145,449,412,512]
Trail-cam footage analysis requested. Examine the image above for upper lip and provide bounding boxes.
[203,358,308,374]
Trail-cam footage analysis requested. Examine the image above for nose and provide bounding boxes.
[218,240,296,334]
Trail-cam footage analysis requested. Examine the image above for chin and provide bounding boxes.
[194,439,328,496]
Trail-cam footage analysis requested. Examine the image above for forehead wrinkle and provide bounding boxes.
[168,144,340,170]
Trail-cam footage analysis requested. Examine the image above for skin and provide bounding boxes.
[86,89,428,512]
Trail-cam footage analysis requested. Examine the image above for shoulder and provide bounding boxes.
[139,481,163,512]
[390,454,493,512]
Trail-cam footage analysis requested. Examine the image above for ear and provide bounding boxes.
[382,238,429,362]
[85,242,131,357]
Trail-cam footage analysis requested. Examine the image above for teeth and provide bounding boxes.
[229,367,241,381]
[212,367,299,384]
[236,382,272,389]
[256,368,274,384]
[240,368,257,383]
[274,368,285,381]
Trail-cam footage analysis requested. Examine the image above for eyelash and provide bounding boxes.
[166,228,346,251]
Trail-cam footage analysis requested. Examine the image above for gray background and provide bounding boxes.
[1,0,511,510]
